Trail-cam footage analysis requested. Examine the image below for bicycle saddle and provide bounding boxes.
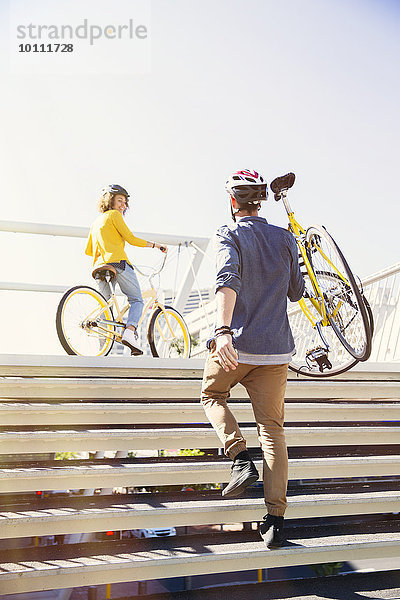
[270,172,295,200]
[92,264,117,281]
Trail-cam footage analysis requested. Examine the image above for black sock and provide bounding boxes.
[234,450,251,462]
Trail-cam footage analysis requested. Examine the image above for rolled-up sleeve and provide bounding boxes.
[214,228,241,295]
[287,234,305,302]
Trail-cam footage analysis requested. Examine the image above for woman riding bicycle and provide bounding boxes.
[85,184,166,355]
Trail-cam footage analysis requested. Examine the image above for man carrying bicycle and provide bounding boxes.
[85,184,166,355]
[201,169,304,548]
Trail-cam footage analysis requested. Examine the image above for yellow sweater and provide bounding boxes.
[85,210,147,267]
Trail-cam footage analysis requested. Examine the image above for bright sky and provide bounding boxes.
[0,0,399,354]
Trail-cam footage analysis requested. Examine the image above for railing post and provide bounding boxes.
[173,242,208,316]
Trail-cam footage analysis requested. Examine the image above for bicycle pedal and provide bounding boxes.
[306,347,332,372]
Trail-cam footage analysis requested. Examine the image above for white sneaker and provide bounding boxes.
[122,328,143,356]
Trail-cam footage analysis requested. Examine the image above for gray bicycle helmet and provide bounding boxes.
[102,184,130,198]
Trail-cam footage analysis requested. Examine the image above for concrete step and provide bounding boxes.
[0,355,206,379]
[1,426,399,454]
[86,569,400,600]
[1,355,399,380]
[1,401,399,426]
[1,527,399,595]
[1,489,399,540]
[1,377,399,399]
[1,455,399,493]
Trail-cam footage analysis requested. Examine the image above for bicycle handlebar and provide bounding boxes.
[150,250,168,277]
[132,248,168,285]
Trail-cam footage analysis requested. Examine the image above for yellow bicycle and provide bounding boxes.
[271,173,373,377]
[56,253,191,358]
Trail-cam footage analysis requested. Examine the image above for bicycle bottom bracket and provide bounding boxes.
[306,346,332,372]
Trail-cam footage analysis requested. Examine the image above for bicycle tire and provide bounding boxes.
[147,306,191,358]
[363,294,374,338]
[56,285,115,356]
[288,360,359,378]
[306,225,372,361]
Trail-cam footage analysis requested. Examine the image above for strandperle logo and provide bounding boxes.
[16,19,148,46]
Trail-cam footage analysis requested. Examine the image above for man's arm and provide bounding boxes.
[214,286,239,372]
[287,235,305,301]
[216,286,237,328]
[211,229,241,371]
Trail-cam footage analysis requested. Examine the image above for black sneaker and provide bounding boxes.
[259,514,285,548]
[222,458,259,498]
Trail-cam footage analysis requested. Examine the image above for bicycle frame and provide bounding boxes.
[279,189,352,338]
[85,253,179,345]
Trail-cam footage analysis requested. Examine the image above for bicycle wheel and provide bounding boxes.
[148,306,191,358]
[288,272,359,377]
[306,225,372,361]
[56,286,115,356]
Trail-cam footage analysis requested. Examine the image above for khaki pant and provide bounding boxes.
[201,354,289,516]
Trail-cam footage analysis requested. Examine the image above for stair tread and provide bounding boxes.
[2,425,399,435]
[1,378,399,401]
[1,489,399,520]
[1,454,399,476]
[0,355,398,380]
[1,426,399,455]
[1,529,400,577]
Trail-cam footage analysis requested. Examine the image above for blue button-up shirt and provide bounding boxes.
[214,216,305,355]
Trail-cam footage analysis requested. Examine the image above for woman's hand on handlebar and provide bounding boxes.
[154,242,167,253]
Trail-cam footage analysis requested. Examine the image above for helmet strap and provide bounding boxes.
[230,197,238,222]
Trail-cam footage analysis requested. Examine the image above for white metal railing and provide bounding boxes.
[362,263,400,362]
[0,220,209,318]
[187,263,400,361]
[186,298,216,357]
[0,220,208,245]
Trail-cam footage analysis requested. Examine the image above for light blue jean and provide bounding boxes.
[97,263,143,328]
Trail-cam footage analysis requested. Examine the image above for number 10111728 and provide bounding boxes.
[18,43,74,52]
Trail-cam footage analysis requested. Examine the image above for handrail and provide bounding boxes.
[361,262,400,286]
[0,219,209,247]
[0,282,68,293]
